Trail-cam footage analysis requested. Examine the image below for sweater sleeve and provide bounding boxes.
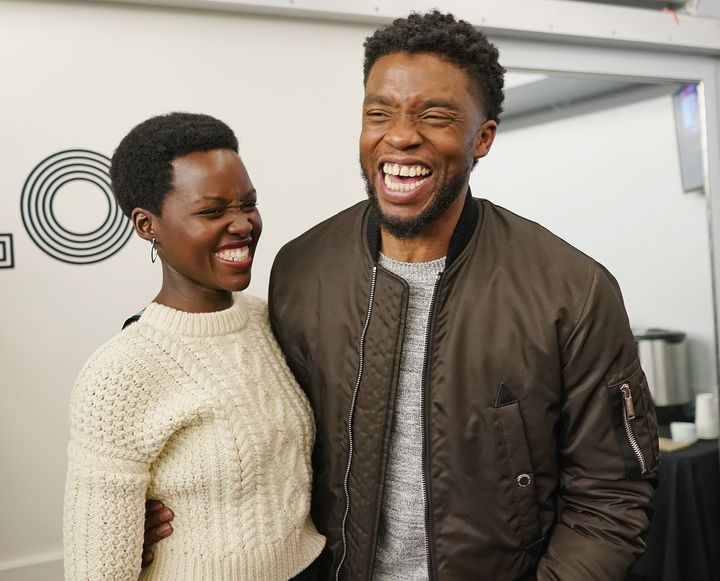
[536,262,659,580]
[63,342,157,581]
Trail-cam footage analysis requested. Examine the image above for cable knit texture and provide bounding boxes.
[64,294,325,580]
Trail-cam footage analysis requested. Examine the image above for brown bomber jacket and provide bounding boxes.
[269,193,659,581]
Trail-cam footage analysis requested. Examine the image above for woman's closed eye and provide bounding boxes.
[198,207,226,217]
[198,202,258,217]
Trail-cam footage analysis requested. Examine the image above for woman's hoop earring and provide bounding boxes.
[151,237,158,263]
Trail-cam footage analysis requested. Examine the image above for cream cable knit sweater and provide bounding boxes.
[64,294,325,581]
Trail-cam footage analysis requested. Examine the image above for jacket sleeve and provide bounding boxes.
[268,248,312,390]
[536,262,659,580]
[63,353,154,581]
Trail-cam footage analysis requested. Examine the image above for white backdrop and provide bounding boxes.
[0,1,717,579]
[0,1,372,576]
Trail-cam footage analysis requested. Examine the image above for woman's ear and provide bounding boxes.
[131,208,156,242]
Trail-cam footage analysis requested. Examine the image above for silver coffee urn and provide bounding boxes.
[634,329,691,424]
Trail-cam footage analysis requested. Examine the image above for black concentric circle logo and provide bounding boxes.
[20,149,132,264]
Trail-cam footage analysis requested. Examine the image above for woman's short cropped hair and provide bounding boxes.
[110,112,238,217]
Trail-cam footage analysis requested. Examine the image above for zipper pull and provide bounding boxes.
[621,384,636,420]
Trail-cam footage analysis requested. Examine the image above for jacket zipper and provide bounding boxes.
[336,266,378,581]
[620,383,647,475]
[421,272,443,581]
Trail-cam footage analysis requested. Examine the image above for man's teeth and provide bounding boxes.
[382,163,431,177]
[381,163,432,192]
[214,247,250,262]
[384,173,430,192]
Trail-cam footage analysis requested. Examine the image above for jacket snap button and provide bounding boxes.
[517,473,532,487]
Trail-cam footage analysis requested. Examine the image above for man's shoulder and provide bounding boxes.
[480,199,594,268]
[281,200,369,254]
[269,200,372,319]
[476,199,607,304]
[478,200,628,339]
[272,200,370,281]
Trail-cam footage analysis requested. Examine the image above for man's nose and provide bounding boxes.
[383,116,422,150]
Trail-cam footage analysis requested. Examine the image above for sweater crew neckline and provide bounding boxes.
[139,296,249,337]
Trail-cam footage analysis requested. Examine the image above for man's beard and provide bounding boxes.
[361,160,472,239]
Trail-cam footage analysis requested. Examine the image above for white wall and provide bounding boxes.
[0,1,372,577]
[472,93,716,394]
[0,1,717,579]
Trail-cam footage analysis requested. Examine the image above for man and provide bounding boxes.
[147,11,658,580]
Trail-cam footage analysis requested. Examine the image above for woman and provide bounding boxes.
[63,112,325,580]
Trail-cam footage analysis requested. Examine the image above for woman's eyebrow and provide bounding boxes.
[195,189,257,204]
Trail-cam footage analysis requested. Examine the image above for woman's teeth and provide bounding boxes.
[214,247,249,262]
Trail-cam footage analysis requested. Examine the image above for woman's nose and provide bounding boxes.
[226,211,253,236]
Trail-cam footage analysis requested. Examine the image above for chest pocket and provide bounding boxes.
[494,383,543,551]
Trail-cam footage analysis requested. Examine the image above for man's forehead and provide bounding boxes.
[370,50,459,70]
[367,52,474,86]
[365,53,474,98]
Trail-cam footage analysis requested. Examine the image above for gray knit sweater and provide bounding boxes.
[373,254,446,581]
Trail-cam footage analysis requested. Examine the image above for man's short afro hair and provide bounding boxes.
[110,112,239,218]
[363,10,505,122]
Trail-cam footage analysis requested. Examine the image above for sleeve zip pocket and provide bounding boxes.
[620,383,647,475]
[609,365,658,479]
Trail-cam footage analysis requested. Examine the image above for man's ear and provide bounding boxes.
[131,208,157,242]
[472,119,498,160]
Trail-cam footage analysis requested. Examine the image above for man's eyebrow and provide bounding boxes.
[420,98,459,110]
[363,96,460,110]
[363,95,391,106]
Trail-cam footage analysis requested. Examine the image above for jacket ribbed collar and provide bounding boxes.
[365,189,480,270]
